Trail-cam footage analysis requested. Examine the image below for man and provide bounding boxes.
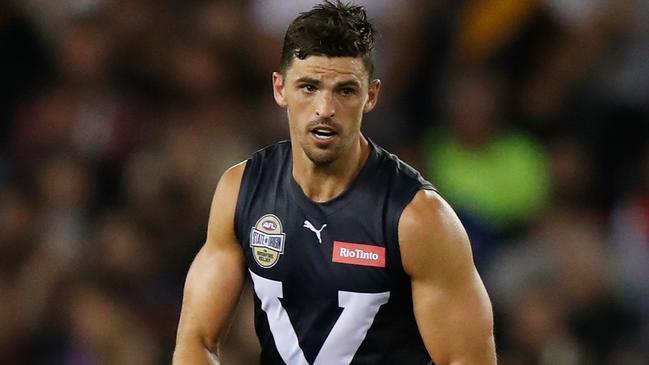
[173,1,496,364]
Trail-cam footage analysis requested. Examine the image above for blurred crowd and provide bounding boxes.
[1,0,648,364]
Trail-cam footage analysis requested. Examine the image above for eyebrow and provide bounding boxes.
[294,77,320,86]
[293,77,361,88]
[335,80,361,89]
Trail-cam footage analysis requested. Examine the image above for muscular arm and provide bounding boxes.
[399,190,497,365]
[173,162,247,365]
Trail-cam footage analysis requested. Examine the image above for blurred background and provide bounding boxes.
[1,0,648,364]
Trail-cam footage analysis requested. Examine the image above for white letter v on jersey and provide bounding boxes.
[250,270,390,365]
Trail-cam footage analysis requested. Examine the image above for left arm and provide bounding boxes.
[399,190,497,364]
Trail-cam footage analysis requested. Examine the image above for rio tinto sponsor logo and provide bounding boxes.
[339,247,380,260]
[332,241,385,268]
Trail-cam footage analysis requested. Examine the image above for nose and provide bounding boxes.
[315,91,335,119]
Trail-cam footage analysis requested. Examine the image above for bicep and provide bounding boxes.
[177,239,245,350]
[400,190,496,364]
[411,266,495,364]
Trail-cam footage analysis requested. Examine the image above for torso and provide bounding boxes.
[235,140,434,365]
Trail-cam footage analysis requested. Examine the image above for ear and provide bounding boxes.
[273,72,288,108]
[364,79,381,113]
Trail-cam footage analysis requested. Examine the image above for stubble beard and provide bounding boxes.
[301,140,341,166]
[300,117,346,166]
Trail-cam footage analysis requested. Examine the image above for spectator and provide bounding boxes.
[422,69,550,265]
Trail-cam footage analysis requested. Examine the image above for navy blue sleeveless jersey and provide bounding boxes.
[234,140,435,365]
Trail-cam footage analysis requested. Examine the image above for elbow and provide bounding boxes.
[200,333,220,355]
[174,323,220,363]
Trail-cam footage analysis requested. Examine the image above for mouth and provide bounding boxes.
[309,125,338,141]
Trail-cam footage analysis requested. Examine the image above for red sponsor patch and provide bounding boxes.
[332,241,386,268]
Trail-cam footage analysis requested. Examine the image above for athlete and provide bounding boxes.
[173,1,496,364]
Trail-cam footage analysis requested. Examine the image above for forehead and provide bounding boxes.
[285,55,369,83]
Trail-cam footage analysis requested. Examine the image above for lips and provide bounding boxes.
[309,125,338,141]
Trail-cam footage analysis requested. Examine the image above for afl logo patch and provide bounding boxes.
[250,214,286,268]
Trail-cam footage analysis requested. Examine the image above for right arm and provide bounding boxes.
[173,162,247,365]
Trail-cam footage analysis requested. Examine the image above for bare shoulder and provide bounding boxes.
[205,161,248,246]
[398,189,474,280]
[216,160,248,195]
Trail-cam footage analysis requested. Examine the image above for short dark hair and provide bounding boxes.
[280,1,376,78]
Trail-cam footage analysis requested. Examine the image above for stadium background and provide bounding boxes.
[1,0,648,364]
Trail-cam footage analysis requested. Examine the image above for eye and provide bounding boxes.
[339,87,357,96]
[301,84,317,93]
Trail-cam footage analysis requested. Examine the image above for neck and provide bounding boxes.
[292,136,370,203]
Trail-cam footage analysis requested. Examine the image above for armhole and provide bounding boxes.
[233,159,253,245]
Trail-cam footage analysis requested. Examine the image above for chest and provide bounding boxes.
[243,206,396,296]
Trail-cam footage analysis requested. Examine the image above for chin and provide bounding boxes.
[305,150,338,166]
[302,144,340,166]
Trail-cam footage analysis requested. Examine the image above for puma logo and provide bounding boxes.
[303,220,327,244]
